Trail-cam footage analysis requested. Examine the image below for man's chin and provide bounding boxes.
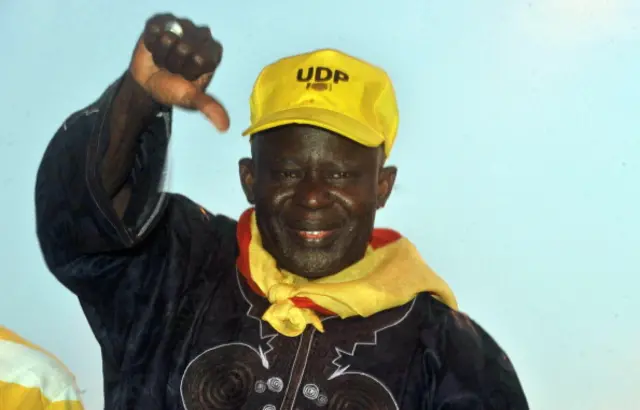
[277,250,341,279]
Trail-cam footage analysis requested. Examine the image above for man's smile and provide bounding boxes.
[285,226,340,246]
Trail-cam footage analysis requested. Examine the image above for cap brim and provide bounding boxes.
[241,106,385,149]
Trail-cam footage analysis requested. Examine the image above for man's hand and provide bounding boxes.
[129,13,229,131]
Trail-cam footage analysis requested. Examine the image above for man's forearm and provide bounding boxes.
[101,71,158,198]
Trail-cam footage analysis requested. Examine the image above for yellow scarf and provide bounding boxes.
[236,209,458,337]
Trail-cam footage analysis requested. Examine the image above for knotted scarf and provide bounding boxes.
[236,208,458,337]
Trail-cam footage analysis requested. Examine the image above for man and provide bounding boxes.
[35,13,529,410]
[0,326,85,409]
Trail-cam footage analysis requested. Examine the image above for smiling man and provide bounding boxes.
[35,13,529,410]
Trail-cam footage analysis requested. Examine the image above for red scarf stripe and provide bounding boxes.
[236,208,402,315]
[289,297,335,315]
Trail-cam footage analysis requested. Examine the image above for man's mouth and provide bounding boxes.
[295,230,335,240]
[285,225,340,245]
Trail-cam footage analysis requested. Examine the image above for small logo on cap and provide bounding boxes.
[296,66,349,92]
[307,83,330,91]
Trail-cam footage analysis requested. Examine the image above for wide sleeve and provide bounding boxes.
[423,310,529,410]
[35,75,172,292]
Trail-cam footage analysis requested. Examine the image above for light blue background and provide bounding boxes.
[1,1,638,409]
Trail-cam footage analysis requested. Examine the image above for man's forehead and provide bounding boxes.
[252,124,382,157]
[255,124,345,142]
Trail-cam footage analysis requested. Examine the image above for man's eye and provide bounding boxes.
[327,171,353,179]
[273,170,301,179]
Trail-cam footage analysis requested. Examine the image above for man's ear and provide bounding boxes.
[238,158,256,204]
[377,166,397,209]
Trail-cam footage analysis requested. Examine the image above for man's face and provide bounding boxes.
[239,125,397,279]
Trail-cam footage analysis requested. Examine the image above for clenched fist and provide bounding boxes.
[129,13,229,131]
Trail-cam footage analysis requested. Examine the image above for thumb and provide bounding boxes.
[191,91,230,132]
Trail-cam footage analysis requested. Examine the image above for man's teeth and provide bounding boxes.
[298,230,330,238]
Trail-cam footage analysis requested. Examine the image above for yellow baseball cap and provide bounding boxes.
[242,49,399,157]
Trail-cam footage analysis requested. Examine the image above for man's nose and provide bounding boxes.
[293,175,332,209]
